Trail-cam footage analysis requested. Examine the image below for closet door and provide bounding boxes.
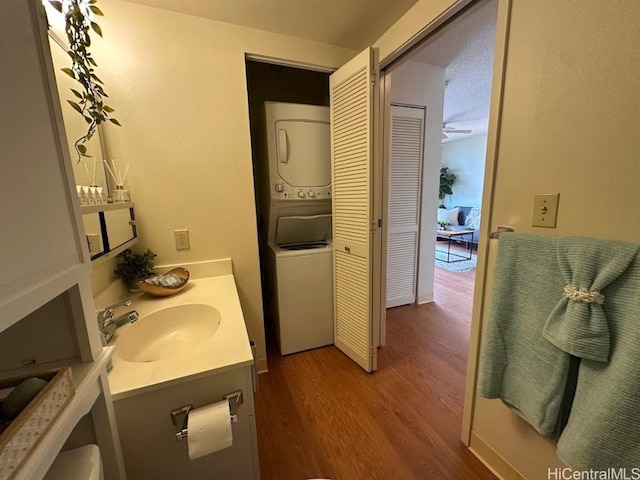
[330,47,380,372]
[386,105,425,308]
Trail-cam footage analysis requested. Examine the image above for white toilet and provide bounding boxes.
[44,444,103,480]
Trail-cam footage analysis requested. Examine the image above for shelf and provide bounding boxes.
[0,262,91,337]
[80,202,134,214]
[12,347,114,480]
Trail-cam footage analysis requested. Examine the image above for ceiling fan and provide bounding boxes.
[442,123,472,139]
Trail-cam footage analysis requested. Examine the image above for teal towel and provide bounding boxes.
[543,237,639,362]
[478,232,640,468]
[557,249,640,469]
[477,233,569,436]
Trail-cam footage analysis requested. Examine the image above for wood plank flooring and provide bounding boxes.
[255,266,495,480]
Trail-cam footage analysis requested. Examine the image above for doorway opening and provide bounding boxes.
[383,0,497,316]
[244,60,332,363]
[379,0,499,452]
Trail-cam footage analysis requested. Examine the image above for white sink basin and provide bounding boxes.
[115,304,221,363]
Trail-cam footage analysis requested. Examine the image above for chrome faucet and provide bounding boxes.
[97,299,138,342]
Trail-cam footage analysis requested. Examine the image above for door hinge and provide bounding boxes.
[370,219,381,232]
[370,346,376,357]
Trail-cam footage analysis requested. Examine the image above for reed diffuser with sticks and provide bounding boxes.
[104,159,130,202]
[82,159,106,204]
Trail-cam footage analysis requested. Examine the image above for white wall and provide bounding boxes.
[89,1,355,370]
[441,133,487,209]
[469,1,640,479]
[388,60,445,304]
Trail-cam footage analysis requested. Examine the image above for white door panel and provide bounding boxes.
[330,47,379,372]
[386,105,425,308]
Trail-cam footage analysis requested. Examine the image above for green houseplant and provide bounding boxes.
[439,165,456,208]
[49,0,120,162]
[114,249,156,291]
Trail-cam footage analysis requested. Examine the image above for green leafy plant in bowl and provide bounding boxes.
[114,249,157,292]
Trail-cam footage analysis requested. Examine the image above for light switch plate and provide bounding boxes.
[532,193,559,228]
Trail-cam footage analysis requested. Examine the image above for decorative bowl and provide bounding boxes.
[137,267,190,297]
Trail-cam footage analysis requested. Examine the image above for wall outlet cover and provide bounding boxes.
[86,233,101,255]
[174,229,190,250]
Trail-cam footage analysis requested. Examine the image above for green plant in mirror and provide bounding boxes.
[439,164,456,208]
[114,249,157,290]
[49,0,120,163]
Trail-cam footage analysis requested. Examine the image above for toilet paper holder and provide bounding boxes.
[170,390,243,442]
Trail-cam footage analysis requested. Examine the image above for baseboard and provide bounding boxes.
[469,432,525,480]
[257,357,268,374]
[417,293,434,304]
[387,295,416,308]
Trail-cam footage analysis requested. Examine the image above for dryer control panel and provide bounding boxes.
[272,182,331,201]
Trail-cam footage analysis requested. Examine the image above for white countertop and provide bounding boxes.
[107,273,253,400]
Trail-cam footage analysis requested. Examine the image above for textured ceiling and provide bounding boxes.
[122,0,418,50]
[410,0,498,143]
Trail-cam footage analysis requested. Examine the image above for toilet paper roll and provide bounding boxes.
[187,400,233,460]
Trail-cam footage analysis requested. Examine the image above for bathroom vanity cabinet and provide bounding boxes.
[0,1,125,478]
[113,365,259,479]
[105,268,260,479]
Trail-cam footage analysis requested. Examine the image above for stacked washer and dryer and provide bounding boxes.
[261,102,334,355]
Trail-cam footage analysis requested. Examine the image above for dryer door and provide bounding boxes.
[276,119,330,187]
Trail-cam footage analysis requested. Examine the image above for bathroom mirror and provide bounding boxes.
[80,204,138,264]
[105,208,136,251]
[47,31,109,193]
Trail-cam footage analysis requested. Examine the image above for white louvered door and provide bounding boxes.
[330,47,379,372]
[386,105,425,308]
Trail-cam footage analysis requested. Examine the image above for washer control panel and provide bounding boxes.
[271,181,331,200]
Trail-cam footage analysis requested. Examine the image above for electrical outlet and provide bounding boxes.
[174,229,190,250]
[532,193,559,228]
[86,233,101,255]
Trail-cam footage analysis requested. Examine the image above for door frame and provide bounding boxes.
[242,53,338,373]
[376,0,512,445]
[459,0,512,445]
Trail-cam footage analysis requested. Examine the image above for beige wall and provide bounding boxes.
[388,60,446,304]
[91,1,355,370]
[470,0,640,478]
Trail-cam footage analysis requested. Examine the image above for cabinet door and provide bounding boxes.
[0,1,89,331]
[114,368,258,479]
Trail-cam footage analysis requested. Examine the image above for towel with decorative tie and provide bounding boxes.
[477,232,640,469]
[477,233,569,436]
